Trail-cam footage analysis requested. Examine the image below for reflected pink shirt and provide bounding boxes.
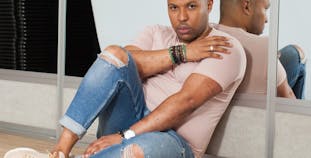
[214,24,287,94]
[131,25,246,158]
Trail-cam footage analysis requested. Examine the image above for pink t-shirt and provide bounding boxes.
[131,25,246,158]
[214,24,287,94]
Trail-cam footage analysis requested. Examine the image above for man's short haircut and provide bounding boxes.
[220,0,237,17]
[220,0,255,16]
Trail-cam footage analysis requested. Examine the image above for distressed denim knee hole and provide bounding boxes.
[99,45,129,68]
[99,53,125,68]
[121,144,144,158]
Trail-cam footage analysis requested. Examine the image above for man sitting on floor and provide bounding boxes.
[4,0,246,158]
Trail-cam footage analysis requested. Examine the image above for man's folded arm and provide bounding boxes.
[125,45,174,80]
[129,73,222,135]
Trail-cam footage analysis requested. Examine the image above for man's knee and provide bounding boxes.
[122,144,144,158]
[100,45,128,67]
[292,44,306,64]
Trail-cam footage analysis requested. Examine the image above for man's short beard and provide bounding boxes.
[177,34,199,43]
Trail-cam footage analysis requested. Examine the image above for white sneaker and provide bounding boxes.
[4,147,65,158]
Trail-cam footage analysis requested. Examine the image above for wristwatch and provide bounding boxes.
[120,129,136,139]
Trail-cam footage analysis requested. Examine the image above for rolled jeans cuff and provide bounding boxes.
[59,115,86,138]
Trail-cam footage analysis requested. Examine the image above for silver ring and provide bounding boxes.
[209,45,214,52]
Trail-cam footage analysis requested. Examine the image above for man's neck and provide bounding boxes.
[219,17,247,32]
[197,26,213,40]
[179,26,212,44]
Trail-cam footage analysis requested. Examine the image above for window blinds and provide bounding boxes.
[15,0,58,72]
[0,0,99,76]
[0,0,17,69]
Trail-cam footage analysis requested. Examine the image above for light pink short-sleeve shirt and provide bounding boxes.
[131,25,246,158]
[214,24,287,95]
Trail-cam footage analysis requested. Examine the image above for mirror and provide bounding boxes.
[270,0,311,157]
[277,0,310,100]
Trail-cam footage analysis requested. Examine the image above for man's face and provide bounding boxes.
[167,0,212,43]
[248,0,270,35]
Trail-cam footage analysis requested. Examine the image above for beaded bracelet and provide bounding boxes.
[168,44,187,65]
[168,46,177,64]
[182,44,187,62]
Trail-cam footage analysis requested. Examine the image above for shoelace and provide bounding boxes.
[48,153,57,158]
[22,154,36,158]
[21,152,39,158]
[47,150,59,158]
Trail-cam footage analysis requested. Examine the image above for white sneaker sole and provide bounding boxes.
[4,147,39,158]
[4,147,75,158]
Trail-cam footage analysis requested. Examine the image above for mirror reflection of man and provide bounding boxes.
[215,0,306,99]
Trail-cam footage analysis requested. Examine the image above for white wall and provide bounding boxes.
[0,79,58,129]
[91,0,169,49]
[278,0,311,100]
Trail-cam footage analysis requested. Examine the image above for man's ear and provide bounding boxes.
[241,0,253,15]
[207,0,213,13]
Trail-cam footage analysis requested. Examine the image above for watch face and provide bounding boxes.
[124,130,135,139]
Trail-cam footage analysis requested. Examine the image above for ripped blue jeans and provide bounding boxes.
[279,45,306,99]
[59,50,194,158]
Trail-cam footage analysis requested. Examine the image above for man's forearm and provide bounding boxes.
[130,91,193,134]
[125,46,173,79]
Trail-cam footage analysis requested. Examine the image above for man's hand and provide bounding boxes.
[186,36,232,62]
[83,133,122,157]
